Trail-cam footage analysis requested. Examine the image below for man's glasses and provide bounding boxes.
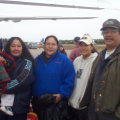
[102,30,118,35]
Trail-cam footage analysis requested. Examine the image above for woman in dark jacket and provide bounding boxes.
[0,37,35,120]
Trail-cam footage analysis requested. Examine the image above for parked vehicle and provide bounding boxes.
[28,42,37,49]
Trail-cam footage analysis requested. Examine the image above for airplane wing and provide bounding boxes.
[0,16,98,22]
[0,0,103,10]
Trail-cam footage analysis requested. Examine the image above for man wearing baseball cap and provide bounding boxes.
[80,19,120,120]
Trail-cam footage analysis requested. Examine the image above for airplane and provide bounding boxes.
[0,16,98,22]
[0,0,103,10]
[37,38,44,45]
[0,0,102,22]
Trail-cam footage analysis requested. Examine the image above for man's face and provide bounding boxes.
[102,28,120,50]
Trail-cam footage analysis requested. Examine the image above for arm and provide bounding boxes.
[0,56,6,64]
[0,60,11,94]
[59,57,75,99]
[0,52,16,72]
[5,59,35,94]
[69,50,75,63]
[115,106,120,119]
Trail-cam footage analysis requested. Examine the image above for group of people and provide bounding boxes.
[0,18,119,120]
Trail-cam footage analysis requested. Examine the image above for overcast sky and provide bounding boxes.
[0,0,120,42]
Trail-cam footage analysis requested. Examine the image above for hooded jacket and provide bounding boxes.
[32,50,75,99]
[69,53,98,109]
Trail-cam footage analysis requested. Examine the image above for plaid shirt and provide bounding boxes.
[69,47,81,63]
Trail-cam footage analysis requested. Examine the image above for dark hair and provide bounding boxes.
[91,44,98,53]
[4,37,35,69]
[44,35,59,45]
[118,28,120,33]
[59,46,67,56]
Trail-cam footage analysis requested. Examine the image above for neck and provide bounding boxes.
[106,42,120,52]
[107,45,118,52]
[12,55,21,61]
[46,55,52,58]
[83,53,91,60]
[46,55,51,58]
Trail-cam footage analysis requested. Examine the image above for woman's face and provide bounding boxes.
[44,37,58,58]
[10,39,23,56]
[59,46,64,52]
[79,42,93,59]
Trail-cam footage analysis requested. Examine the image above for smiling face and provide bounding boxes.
[59,46,64,52]
[10,39,22,56]
[103,28,120,51]
[44,37,58,58]
[79,42,93,59]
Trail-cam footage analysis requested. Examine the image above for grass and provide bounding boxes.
[38,44,106,52]
[62,44,106,52]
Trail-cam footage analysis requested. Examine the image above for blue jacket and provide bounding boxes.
[32,50,75,99]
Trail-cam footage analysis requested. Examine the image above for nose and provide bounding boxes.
[106,32,111,36]
[14,46,18,50]
[81,45,86,49]
[48,44,53,48]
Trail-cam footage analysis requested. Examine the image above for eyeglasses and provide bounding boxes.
[102,30,118,35]
[45,43,57,47]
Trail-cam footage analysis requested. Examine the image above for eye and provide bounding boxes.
[111,30,116,33]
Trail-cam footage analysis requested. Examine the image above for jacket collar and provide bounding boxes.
[101,44,120,57]
[39,50,60,63]
[98,44,120,67]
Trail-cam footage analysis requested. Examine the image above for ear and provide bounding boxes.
[43,45,45,50]
[57,45,59,50]
[91,45,94,51]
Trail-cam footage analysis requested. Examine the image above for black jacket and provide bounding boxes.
[32,94,69,120]
[5,58,35,114]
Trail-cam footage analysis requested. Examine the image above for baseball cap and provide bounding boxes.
[74,37,80,42]
[79,35,93,45]
[100,19,120,31]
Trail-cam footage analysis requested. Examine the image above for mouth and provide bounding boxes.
[48,50,53,52]
[106,38,113,40]
[13,51,19,53]
[81,50,86,53]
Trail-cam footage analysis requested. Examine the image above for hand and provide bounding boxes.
[0,89,3,96]
[0,57,6,64]
[52,94,61,104]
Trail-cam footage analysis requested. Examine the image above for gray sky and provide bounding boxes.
[0,0,120,42]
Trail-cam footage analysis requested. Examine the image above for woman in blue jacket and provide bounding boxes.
[32,35,75,120]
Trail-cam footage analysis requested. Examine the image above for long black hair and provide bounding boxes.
[4,37,36,69]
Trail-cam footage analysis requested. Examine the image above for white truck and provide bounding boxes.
[28,42,37,49]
